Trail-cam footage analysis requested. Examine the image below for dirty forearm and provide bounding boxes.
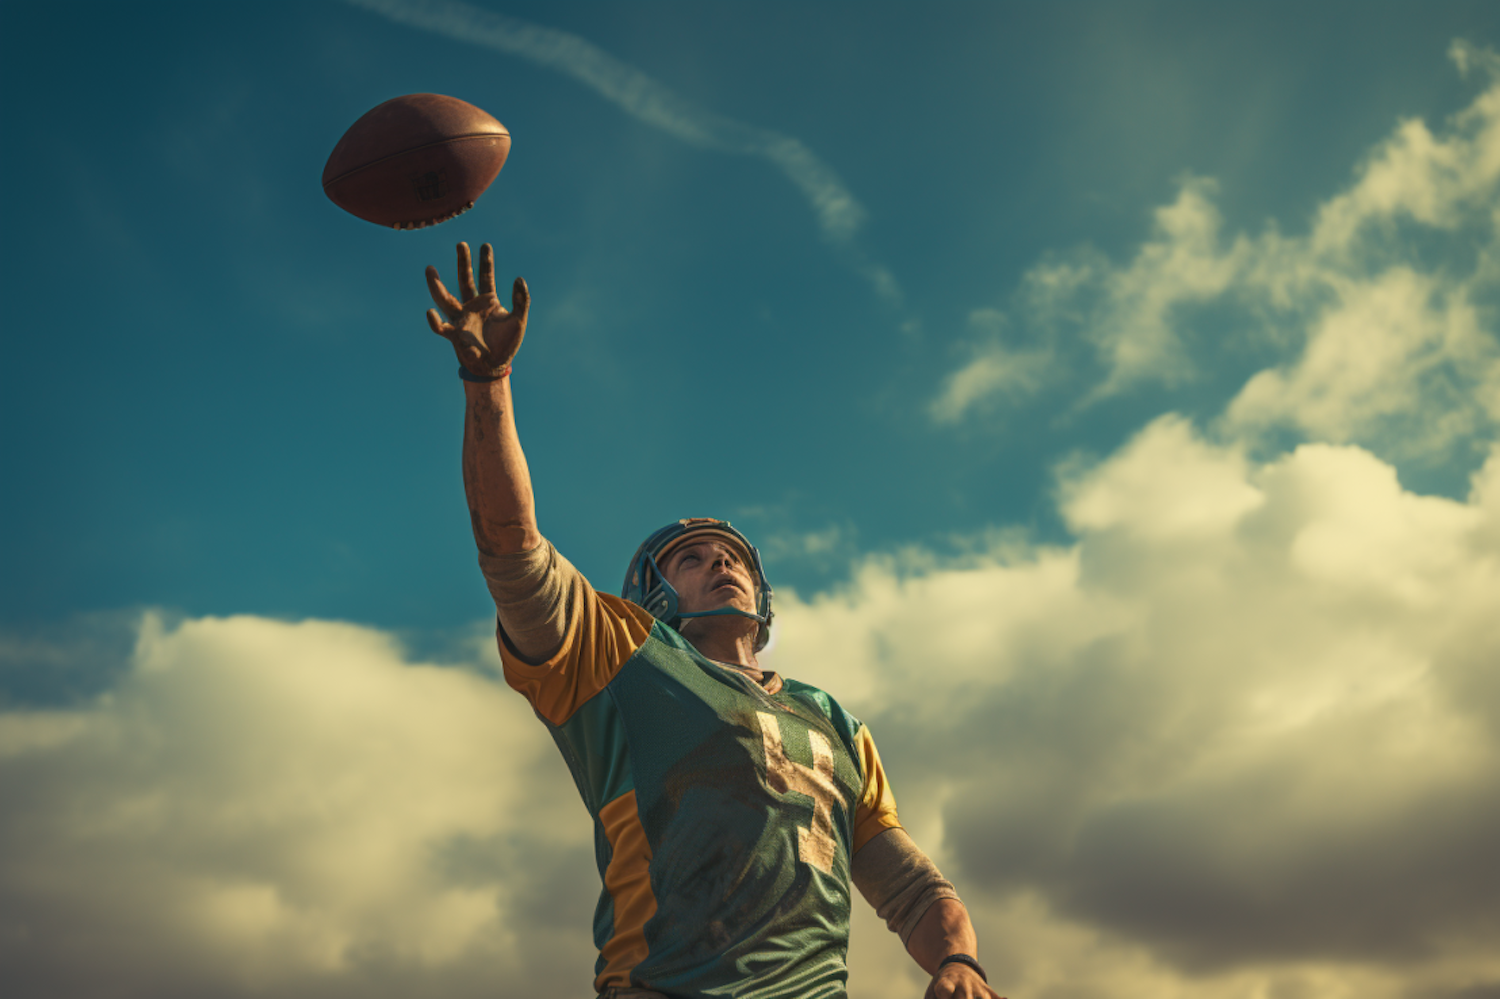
[462,377,541,556]
[904,897,979,977]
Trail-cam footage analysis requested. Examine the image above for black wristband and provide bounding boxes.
[458,364,511,383]
[938,953,987,982]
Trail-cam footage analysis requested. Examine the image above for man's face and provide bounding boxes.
[660,536,759,619]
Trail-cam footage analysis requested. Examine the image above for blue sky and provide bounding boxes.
[3,0,1493,640]
[3,3,1500,997]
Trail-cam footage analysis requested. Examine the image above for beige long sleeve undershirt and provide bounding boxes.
[852,827,961,944]
[476,539,963,947]
[476,538,580,664]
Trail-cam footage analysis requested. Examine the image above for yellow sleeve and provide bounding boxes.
[852,723,903,851]
[497,567,656,725]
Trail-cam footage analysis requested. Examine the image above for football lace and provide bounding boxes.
[390,201,476,230]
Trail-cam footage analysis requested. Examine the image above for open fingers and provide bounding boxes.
[457,242,477,301]
[426,266,462,319]
[426,309,454,337]
[479,243,496,297]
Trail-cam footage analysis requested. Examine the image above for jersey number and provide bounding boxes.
[757,711,838,874]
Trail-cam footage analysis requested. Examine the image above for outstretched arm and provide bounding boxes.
[459,376,540,555]
[426,242,540,555]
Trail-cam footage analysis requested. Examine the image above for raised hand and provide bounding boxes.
[425,241,530,378]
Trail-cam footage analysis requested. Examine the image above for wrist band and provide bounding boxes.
[938,954,987,982]
[458,364,512,383]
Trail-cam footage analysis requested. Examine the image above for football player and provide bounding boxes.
[424,243,1004,999]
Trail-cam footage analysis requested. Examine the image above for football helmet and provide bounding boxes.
[621,518,773,651]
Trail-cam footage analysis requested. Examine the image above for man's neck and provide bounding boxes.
[680,619,759,669]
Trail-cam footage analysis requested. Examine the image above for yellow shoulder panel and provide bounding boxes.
[500,588,656,726]
[852,724,902,852]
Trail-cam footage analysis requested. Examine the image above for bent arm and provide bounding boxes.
[905,897,978,977]
[851,827,959,944]
[852,829,999,997]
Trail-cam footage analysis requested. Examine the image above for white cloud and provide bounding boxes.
[1061,414,1264,539]
[1090,178,1250,394]
[931,308,1056,423]
[340,0,902,309]
[935,45,1500,468]
[932,178,1250,419]
[1311,40,1500,255]
[1224,266,1492,454]
[758,520,859,566]
[5,425,1499,998]
[769,420,1500,998]
[0,614,596,998]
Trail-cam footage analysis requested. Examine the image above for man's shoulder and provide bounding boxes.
[779,676,865,737]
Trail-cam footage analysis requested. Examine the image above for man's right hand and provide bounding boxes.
[426,241,530,378]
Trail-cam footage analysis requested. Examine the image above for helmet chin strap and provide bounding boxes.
[679,607,768,624]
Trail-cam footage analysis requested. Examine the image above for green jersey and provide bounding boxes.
[498,587,901,998]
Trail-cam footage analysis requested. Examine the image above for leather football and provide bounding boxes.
[323,93,510,229]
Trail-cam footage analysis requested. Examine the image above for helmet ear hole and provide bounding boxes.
[639,550,680,626]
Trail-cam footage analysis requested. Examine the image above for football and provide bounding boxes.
[322,93,511,229]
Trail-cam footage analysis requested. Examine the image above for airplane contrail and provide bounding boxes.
[340,0,903,309]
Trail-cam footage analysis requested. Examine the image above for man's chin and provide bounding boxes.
[682,602,758,626]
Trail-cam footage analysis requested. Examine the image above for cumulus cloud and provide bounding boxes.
[0,614,596,998]
[340,0,903,309]
[904,65,1500,995]
[1225,265,1491,455]
[1090,178,1251,395]
[5,430,1498,998]
[1310,40,1500,256]
[936,43,1500,467]
[770,418,1500,998]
